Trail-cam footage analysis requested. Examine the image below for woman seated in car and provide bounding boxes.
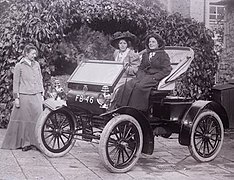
[111,31,140,89]
[109,31,140,106]
[113,33,172,111]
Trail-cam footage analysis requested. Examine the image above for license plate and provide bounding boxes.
[75,94,94,104]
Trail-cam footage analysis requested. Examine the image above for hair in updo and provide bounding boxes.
[145,33,165,50]
[23,44,38,56]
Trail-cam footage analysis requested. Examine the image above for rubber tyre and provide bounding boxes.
[35,108,76,157]
[99,114,143,173]
[188,110,224,162]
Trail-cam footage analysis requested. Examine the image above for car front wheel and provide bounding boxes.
[35,108,76,157]
[99,114,143,173]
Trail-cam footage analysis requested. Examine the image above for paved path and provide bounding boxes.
[0,129,233,180]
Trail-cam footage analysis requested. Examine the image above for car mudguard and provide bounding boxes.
[179,100,229,146]
[43,98,67,111]
[41,99,77,131]
[101,107,154,155]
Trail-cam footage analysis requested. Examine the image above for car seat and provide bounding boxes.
[150,46,194,96]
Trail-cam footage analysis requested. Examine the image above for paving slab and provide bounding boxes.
[89,166,134,180]
[21,166,64,180]
[0,129,234,180]
[55,167,101,180]
[0,163,25,180]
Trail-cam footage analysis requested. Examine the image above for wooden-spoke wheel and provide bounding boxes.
[189,110,224,162]
[36,108,76,157]
[99,115,143,173]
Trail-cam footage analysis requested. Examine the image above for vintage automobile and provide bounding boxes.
[35,46,229,173]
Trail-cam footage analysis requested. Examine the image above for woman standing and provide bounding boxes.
[1,44,44,151]
[115,33,172,111]
[111,31,140,89]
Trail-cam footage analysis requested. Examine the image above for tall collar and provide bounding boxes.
[20,58,35,66]
[115,48,130,62]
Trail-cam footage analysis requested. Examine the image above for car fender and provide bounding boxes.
[101,106,154,155]
[43,98,67,111]
[40,103,77,130]
[179,100,228,146]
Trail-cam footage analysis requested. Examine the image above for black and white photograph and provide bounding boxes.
[0,0,233,179]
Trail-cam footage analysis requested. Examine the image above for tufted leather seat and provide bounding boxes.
[150,46,194,98]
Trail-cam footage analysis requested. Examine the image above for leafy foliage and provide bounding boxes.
[0,0,82,126]
[82,0,166,38]
[0,0,219,126]
[52,25,113,75]
[156,13,219,99]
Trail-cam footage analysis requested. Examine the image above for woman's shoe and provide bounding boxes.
[22,146,32,151]
[31,145,41,152]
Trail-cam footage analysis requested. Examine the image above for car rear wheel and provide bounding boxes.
[99,114,143,173]
[36,108,76,157]
[189,110,224,162]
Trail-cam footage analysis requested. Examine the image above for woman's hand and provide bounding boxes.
[15,98,20,108]
[41,92,45,102]
[41,95,44,102]
[124,63,130,70]
[147,68,157,75]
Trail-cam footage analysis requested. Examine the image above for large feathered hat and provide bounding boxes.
[110,31,136,49]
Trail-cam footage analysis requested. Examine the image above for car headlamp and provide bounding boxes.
[97,86,111,109]
[97,93,105,105]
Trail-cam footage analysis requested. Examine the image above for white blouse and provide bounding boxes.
[115,48,130,62]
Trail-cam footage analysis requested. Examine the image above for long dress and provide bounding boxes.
[110,48,140,106]
[1,94,42,149]
[1,59,44,149]
[115,49,172,111]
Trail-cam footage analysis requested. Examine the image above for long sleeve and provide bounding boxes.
[151,51,172,80]
[136,52,150,78]
[12,63,21,98]
[138,50,171,81]
[126,51,140,76]
[12,60,45,96]
[113,50,118,61]
[37,63,45,94]
[138,53,150,71]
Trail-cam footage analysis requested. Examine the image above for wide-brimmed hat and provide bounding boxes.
[110,31,136,49]
[145,33,165,50]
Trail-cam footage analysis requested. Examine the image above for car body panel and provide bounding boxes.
[43,98,67,111]
[179,100,229,146]
[66,89,106,115]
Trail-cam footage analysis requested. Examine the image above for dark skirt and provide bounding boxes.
[1,93,43,150]
[116,74,159,111]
